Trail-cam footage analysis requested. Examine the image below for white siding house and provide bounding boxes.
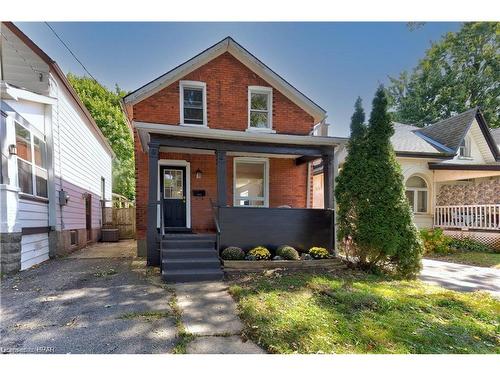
[1,22,114,273]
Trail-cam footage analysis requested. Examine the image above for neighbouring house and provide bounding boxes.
[314,107,500,247]
[122,37,346,282]
[0,22,114,273]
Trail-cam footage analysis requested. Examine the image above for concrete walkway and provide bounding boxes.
[174,282,264,354]
[68,239,136,259]
[421,259,500,298]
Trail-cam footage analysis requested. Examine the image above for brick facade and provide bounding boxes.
[133,52,316,239]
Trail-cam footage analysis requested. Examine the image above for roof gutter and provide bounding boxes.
[428,163,500,171]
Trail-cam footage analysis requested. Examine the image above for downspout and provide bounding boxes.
[49,74,65,233]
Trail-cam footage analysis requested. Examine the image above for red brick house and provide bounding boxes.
[122,37,345,282]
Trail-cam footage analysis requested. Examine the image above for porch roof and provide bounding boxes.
[134,121,347,156]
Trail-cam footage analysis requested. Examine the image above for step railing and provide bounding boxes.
[434,204,500,230]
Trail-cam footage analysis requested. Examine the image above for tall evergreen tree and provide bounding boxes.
[335,97,368,260]
[356,86,423,277]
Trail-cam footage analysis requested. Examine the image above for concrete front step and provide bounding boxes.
[162,257,221,271]
[161,239,215,249]
[162,233,216,241]
[161,248,218,259]
[162,269,224,283]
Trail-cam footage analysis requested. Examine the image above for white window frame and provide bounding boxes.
[14,120,48,199]
[179,80,207,127]
[458,136,471,158]
[247,86,274,133]
[405,175,428,214]
[233,157,269,208]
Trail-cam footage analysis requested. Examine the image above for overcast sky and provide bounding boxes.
[16,22,461,137]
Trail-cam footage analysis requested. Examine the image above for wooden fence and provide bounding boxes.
[102,207,136,239]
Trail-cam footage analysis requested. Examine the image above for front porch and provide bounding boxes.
[137,123,343,281]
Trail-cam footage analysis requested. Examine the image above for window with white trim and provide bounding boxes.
[180,81,206,126]
[405,175,428,213]
[248,86,272,130]
[458,136,471,158]
[233,158,269,207]
[15,121,48,198]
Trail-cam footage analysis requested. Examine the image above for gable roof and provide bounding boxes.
[122,36,327,124]
[419,108,499,161]
[2,22,115,158]
[416,107,479,152]
[393,108,499,161]
[391,123,454,157]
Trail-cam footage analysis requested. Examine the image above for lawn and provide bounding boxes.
[426,251,500,268]
[228,271,500,354]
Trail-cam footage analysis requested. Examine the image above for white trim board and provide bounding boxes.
[157,159,191,230]
[123,37,326,124]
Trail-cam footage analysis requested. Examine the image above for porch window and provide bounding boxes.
[180,81,207,126]
[233,158,269,207]
[248,86,272,130]
[405,175,428,213]
[15,122,48,198]
[458,137,471,158]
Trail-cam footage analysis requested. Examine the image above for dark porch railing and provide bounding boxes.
[217,206,335,253]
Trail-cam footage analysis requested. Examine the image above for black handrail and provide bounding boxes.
[209,198,221,253]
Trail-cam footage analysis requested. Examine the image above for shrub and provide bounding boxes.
[248,246,271,260]
[276,245,300,260]
[309,247,330,259]
[449,237,493,253]
[420,228,452,255]
[221,246,245,260]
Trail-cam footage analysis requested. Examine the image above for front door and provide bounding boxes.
[160,166,187,228]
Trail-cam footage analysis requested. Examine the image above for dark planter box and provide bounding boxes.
[222,258,344,272]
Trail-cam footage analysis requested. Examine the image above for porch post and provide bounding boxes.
[215,149,227,207]
[147,143,160,266]
[322,152,334,209]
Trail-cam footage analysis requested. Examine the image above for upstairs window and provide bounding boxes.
[405,175,428,213]
[15,122,48,198]
[180,81,206,126]
[458,137,471,158]
[248,86,272,130]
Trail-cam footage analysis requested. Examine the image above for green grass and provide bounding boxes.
[228,271,500,354]
[427,252,500,268]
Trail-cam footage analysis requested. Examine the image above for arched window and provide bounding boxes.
[405,175,428,213]
[458,136,471,158]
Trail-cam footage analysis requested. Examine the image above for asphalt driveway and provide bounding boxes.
[421,258,500,298]
[0,241,177,354]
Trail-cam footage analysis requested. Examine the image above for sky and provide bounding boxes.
[16,22,461,137]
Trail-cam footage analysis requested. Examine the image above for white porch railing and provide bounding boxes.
[434,204,500,230]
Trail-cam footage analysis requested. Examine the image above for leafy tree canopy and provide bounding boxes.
[388,22,500,128]
[67,73,135,200]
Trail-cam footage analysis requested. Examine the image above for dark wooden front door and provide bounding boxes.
[160,166,187,228]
